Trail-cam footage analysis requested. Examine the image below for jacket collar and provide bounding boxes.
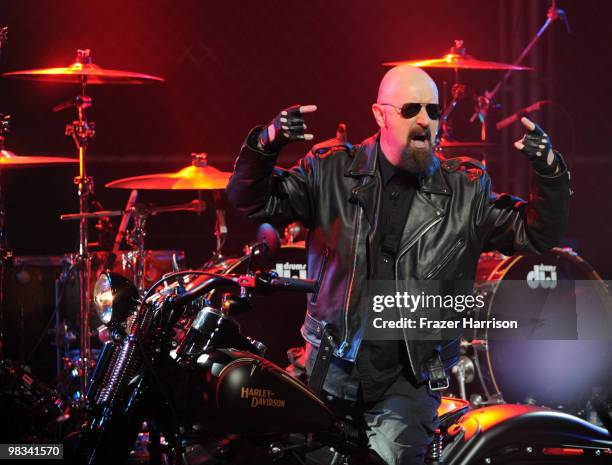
[345,133,451,196]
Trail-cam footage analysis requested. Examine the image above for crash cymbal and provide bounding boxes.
[2,56,164,85]
[383,53,532,71]
[105,153,231,190]
[0,149,78,166]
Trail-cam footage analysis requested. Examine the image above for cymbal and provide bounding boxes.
[0,149,78,166]
[2,62,164,85]
[383,53,531,71]
[106,154,231,190]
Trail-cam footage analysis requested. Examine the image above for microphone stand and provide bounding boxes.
[471,0,571,139]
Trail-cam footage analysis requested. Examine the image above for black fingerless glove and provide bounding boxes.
[258,105,308,153]
[521,123,560,176]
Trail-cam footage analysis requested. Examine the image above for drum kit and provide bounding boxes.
[0,26,610,440]
[0,48,238,414]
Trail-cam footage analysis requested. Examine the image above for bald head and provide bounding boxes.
[376,65,438,105]
[372,65,440,173]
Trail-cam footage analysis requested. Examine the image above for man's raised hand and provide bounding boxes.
[514,116,559,175]
[257,105,317,153]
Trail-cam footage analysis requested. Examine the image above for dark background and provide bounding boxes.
[0,0,609,276]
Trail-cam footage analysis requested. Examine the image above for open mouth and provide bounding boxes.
[410,132,430,147]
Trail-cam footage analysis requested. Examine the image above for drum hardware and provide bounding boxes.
[63,200,204,292]
[4,48,165,408]
[127,200,206,292]
[450,355,476,401]
[283,222,304,244]
[106,152,231,269]
[436,74,466,147]
[59,49,105,408]
[212,189,228,262]
[0,113,12,357]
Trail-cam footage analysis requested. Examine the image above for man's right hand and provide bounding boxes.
[257,104,317,153]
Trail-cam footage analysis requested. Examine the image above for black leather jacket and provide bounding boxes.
[226,129,571,381]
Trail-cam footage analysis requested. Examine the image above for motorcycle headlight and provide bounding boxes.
[93,272,138,325]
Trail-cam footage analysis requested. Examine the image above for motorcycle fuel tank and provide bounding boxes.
[187,349,336,434]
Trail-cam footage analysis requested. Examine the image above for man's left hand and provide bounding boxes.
[514,117,560,175]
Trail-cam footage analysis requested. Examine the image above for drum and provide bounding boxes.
[203,242,308,367]
[90,249,185,289]
[462,248,612,412]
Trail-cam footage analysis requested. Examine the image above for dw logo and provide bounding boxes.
[527,264,557,289]
[275,262,307,279]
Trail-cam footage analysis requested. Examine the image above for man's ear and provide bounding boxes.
[372,103,386,129]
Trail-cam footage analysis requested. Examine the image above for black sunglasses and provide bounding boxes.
[380,102,442,120]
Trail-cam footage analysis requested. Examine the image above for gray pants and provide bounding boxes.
[363,374,441,465]
[293,343,441,465]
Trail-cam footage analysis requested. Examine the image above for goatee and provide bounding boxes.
[399,128,436,174]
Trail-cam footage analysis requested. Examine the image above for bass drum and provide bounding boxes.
[469,248,612,413]
[204,242,308,368]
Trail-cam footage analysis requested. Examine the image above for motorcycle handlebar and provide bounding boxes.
[170,271,316,307]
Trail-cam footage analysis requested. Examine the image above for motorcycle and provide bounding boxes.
[68,225,612,465]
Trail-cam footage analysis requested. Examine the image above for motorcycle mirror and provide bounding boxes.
[253,223,280,259]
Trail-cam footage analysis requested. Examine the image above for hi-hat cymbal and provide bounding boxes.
[3,61,164,85]
[0,149,78,166]
[105,153,231,190]
[383,54,531,71]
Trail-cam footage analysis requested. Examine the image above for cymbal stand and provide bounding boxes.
[436,81,466,146]
[125,199,207,292]
[60,49,96,407]
[125,209,147,293]
[0,27,8,356]
[0,113,13,356]
[212,190,227,258]
[470,0,571,138]
[436,41,470,147]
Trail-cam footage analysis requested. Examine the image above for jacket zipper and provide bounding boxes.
[422,239,464,280]
[394,215,444,376]
[338,207,363,357]
[310,247,329,304]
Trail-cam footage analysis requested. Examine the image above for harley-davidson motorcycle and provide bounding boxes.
[68,225,612,465]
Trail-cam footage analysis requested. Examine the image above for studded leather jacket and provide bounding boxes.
[226,128,571,382]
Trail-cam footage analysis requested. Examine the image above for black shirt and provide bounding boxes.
[356,144,419,402]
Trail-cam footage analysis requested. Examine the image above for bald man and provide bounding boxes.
[227,65,570,464]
